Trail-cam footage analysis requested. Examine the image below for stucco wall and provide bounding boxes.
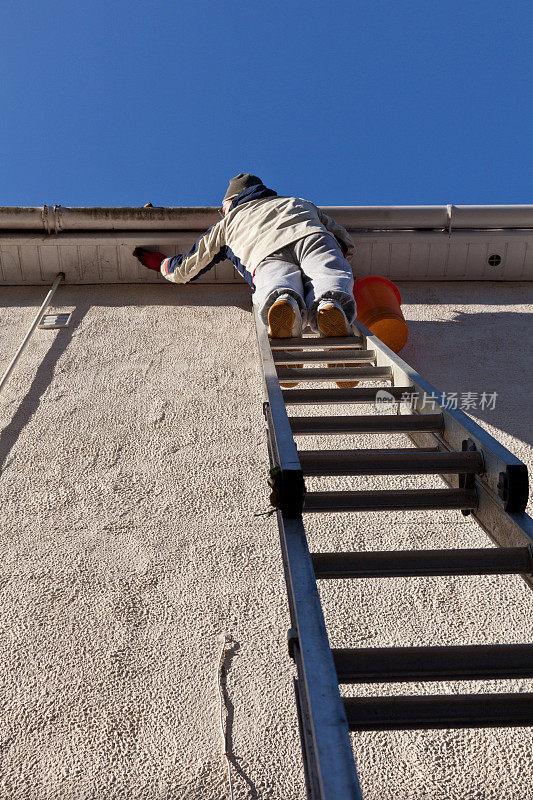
[0,282,531,799]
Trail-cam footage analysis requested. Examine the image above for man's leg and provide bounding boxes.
[252,247,307,333]
[292,232,356,332]
[293,232,358,387]
[252,247,306,387]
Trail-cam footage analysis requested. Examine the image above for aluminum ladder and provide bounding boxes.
[253,307,533,800]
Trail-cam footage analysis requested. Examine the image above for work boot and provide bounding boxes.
[317,301,359,388]
[268,295,302,388]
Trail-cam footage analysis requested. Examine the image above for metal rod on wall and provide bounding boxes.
[0,272,65,394]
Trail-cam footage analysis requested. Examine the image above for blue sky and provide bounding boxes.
[1,0,531,206]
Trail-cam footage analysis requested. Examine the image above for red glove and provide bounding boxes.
[133,248,166,271]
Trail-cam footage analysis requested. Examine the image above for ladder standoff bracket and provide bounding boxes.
[462,438,483,464]
[268,466,282,508]
[263,401,270,420]
[287,627,299,660]
[460,438,480,517]
[497,466,529,513]
[268,466,305,518]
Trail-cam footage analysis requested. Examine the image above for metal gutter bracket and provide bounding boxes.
[446,204,453,235]
[40,205,63,235]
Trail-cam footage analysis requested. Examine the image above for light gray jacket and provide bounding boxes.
[161,184,355,286]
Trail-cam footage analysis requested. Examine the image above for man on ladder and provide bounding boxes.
[134,173,357,385]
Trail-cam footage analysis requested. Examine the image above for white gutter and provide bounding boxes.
[0,205,532,232]
[1,206,532,284]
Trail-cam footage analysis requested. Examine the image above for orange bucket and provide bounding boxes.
[354,276,408,353]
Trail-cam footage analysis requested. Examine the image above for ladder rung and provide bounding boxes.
[283,387,415,404]
[277,366,392,382]
[290,413,444,435]
[270,336,363,349]
[332,644,533,683]
[299,449,483,475]
[311,547,533,578]
[305,447,441,459]
[273,349,375,365]
[343,693,533,731]
[304,488,477,512]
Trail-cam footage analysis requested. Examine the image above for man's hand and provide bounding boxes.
[133,248,166,271]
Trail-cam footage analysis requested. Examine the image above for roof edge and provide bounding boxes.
[1,205,532,232]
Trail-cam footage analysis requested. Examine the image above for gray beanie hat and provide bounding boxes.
[223,173,263,202]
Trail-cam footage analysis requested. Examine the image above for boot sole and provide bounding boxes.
[268,299,296,339]
[317,305,359,388]
[268,299,301,387]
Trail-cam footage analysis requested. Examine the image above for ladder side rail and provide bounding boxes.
[254,312,301,472]
[292,676,319,800]
[254,307,305,517]
[265,428,356,800]
[408,428,533,588]
[353,319,528,499]
[255,310,362,799]
[264,431,323,800]
[278,514,363,800]
[353,321,533,568]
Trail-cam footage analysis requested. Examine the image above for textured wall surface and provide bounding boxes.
[0,282,531,799]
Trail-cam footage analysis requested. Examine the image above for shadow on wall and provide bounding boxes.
[396,281,533,306]
[219,640,259,799]
[0,284,254,472]
[0,305,90,473]
[0,283,253,313]
[401,311,533,449]
[1,285,530,466]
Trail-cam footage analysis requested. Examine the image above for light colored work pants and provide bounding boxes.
[251,232,355,332]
